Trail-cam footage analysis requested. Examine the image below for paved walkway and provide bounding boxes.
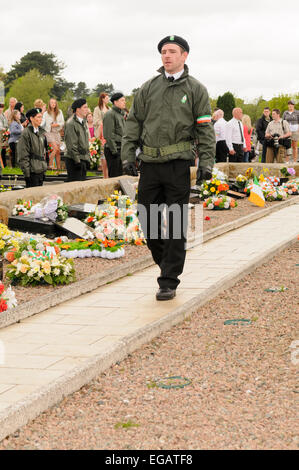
[0,203,298,439]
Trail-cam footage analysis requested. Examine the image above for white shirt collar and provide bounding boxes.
[165,69,184,81]
[76,115,83,124]
[33,127,39,133]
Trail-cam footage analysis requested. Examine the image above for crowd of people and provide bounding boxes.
[213,100,299,165]
[0,89,298,188]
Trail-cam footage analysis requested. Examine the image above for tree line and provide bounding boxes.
[0,51,298,123]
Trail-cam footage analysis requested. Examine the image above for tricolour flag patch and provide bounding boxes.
[248,177,265,207]
[197,115,211,124]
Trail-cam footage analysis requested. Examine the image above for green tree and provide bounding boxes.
[52,77,75,101]
[268,93,291,116]
[74,81,90,99]
[7,69,54,110]
[58,89,74,119]
[5,51,65,91]
[92,83,114,95]
[216,92,236,121]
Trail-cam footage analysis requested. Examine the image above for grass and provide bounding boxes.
[1,167,101,177]
[114,420,140,430]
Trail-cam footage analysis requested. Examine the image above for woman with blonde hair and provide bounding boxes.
[242,114,253,162]
[43,98,64,169]
[93,92,109,178]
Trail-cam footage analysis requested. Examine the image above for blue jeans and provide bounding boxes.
[243,151,250,162]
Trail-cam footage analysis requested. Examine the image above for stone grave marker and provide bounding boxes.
[119,178,136,201]
[55,217,95,239]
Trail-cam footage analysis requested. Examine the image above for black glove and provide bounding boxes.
[74,160,82,169]
[196,166,213,186]
[25,177,31,187]
[122,160,138,177]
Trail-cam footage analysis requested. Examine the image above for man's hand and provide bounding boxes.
[123,160,138,176]
[229,149,236,155]
[196,166,213,186]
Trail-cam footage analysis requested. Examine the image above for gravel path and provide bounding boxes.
[1,242,298,450]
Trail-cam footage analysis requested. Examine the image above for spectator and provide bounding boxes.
[43,98,65,170]
[4,97,17,125]
[18,108,47,188]
[14,102,28,126]
[214,109,228,162]
[242,114,253,162]
[8,110,23,167]
[265,109,291,163]
[103,92,126,178]
[34,99,47,128]
[282,100,299,163]
[256,107,272,163]
[225,107,246,162]
[93,92,109,178]
[0,103,8,166]
[86,111,95,138]
[64,99,90,182]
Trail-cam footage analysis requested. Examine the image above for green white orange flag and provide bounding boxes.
[248,176,265,207]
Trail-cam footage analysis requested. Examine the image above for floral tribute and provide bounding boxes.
[282,178,299,195]
[84,191,145,245]
[31,194,68,222]
[0,224,23,256]
[197,167,229,199]
[203,195,237,210]
[1,129,10,145]
[280,167,296,178]
[6,238,75,286]
[0,282,17,312]
[245,181,288,201]
[89,137,101,170]
[11,199,33,216]
[56,238,125,259]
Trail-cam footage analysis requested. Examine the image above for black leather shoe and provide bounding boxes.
[156,288,176,301]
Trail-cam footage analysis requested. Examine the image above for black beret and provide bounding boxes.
[71,98,87,111]
[26,108,42,120]
[110,92,124,103]
[158,35,190,53]
[14,102,23,111]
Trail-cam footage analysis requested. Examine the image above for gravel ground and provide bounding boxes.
[1,242,298,450]
[3,198,292,305]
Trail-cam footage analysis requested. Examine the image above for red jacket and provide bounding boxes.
[243,125,252,151]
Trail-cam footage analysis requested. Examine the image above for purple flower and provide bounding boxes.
[287,168,296,176]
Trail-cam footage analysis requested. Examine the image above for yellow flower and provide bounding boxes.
[107,197,112,202]
[20,264,29,274]
[0,240,5,250]
[210,187,216,193]
[42,261,51,274]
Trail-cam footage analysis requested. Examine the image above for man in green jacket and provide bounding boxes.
[103,92,126,177]
[65,98,90,182]
[18,108,47,188]
[122,35,215,301]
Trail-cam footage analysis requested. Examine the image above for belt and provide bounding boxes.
[143,141,193,157]
[31,154,45,161]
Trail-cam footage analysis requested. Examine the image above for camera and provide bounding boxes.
[272,133,280,149]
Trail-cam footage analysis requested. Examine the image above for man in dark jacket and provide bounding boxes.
[18,108,47,188]
[256,107,272,163]
[64,99,90,182]
[122,35,215,300]
[103,92,126,177]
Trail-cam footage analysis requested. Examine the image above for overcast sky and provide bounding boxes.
[1,0,299,102]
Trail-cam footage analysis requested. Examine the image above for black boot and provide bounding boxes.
[156,288,176,301]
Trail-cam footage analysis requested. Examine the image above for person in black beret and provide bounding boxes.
[102,92,126,177]
[64,98,90,181]
[18,108,47,187]
[122,35,215,301]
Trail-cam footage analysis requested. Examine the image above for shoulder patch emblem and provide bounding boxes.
[181,95,187,104]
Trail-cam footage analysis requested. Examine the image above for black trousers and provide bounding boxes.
[104,146,123,178]
[137,159,191,290]
[26,173,44,188]
[216,140,228,162]
[228,143,244,162]
[65,159,87,182]
[261,141,267,163]
[9,142,17,167]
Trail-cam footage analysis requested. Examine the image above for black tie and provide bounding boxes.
[238,121,244,142]
[168,76,174,82]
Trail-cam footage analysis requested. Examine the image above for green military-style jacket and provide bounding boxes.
[121,65,215,168]
[18,125,47,178]
[103,105,125,154]
[64,115,90,164]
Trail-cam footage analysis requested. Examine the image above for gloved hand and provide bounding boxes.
[74,160,82,169]
[122,160,138,177]
[196,166,213,186]
[25,177,31,187]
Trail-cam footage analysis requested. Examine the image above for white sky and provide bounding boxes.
[1,0,299,101]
